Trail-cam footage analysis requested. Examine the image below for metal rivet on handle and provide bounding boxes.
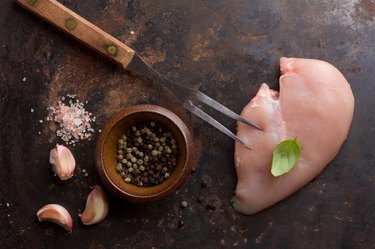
[26,0,37,4]
[107,45,117,56]
[65,18,77,30]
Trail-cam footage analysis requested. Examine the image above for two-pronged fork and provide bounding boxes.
[16,0,260,148]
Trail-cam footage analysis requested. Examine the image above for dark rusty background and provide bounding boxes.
[1,0,374,248]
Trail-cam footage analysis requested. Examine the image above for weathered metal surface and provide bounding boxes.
[1,0,374,248]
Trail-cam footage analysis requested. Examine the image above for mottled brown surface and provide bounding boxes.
[1,0,374,248]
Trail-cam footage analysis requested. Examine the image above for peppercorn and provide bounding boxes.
[206,203,216,211]
[115,121,178,187]
[116,164,123,173]
[180,201,188,208]
[201,180,208,188]
[197,196,204,203]
[177,220,184,228]
[151,150,158,157]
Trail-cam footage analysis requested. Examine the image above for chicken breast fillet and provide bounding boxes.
[233,57,354,215]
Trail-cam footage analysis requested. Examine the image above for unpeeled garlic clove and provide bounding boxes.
[37,204,73,233]
[79,185,109,225]
[49,144,76,180]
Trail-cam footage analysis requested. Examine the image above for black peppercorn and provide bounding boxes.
[177,220,184,228]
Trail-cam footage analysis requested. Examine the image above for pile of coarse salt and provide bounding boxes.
[47,94,96,145]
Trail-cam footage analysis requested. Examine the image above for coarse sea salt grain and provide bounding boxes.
[47,95,96,145]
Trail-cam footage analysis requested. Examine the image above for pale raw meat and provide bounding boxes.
[232,57,354,215]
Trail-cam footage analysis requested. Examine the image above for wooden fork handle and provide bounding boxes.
[16,0,135,69]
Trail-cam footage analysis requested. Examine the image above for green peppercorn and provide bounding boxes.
[132,126,137,132]
[117,155,124,160]
[117,150,124,155]
[118,139,124,145]
[122,159,128,164]
[125,177,131,183]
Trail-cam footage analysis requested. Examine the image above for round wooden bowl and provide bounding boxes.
[95,105,194,203]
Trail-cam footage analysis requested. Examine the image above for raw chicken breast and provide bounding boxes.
[233,57,354,215]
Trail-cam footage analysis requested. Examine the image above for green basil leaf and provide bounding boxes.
[271,138,301,177]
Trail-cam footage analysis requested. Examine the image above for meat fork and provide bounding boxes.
[16,0,260,148]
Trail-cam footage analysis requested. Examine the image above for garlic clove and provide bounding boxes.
[49,144,76,180]
[79,185,109,225]
[37,204,73,233]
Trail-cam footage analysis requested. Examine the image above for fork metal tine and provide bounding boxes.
[183,101,250,149]
[127,53,257,147]
[194,90,261,130]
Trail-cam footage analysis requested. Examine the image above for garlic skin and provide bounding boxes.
[37,204,73,233]
[49,144,76,180]
[79,185,109,225]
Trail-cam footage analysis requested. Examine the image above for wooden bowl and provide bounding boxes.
[95,105,195,203]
